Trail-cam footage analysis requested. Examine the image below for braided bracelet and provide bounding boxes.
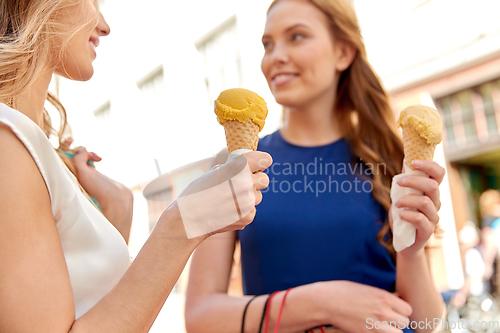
[241,295,258,333]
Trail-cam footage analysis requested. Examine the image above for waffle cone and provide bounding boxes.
[222,120,260,153]
[401,125,437,170]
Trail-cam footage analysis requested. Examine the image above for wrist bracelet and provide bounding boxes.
[273,288,292,333]
[306,325,331,333]
[258,294,272,333]
[263,291,280,333]
[241,295,258,333]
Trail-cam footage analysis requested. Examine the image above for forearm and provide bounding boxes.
[97,181,133,243]
[186,284,325,333]
[396,249,444,333]
[71,204,202,333]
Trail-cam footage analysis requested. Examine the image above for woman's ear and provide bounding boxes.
[334,41,356,72]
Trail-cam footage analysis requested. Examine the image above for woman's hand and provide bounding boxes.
[72,147,132,206]
[316,281,412,333]
[391,160,446,257]
[168,150,272,240]
[61,138,133,241]
[212,151,271,234]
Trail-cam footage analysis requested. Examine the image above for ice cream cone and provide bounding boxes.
[223,120,260,153]
[393,105,443,252]
[401,125,437,170]
[396,105,443,170]
[214,88,268,154]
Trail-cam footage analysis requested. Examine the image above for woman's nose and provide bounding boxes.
[97,12,110,36]
[270,43,289,65]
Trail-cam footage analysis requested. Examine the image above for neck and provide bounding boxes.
[14,68,53,128]
[280,88,343,147]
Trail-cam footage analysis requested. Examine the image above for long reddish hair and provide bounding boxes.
[269,0,405,254]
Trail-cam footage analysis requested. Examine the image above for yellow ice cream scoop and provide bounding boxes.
[397,105,443,144]
[215,88,267,131]
[214,88,268,153]
[396,105,443,170]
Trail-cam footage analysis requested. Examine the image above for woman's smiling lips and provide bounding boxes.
[271,72,299,87]
[89,37,99,56]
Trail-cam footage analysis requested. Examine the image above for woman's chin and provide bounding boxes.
[273,94,303,108]
[55,66,94,82]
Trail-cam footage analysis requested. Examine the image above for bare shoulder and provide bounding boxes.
[0,121,50,203]
[0,122,75,331]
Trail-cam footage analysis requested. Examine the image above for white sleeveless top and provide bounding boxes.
[0,104,130,319]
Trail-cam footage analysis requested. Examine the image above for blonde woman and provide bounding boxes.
[185,0,445,332]
[0,0,271,332]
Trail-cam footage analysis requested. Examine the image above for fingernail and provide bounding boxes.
[412,160,423,167]
[91,152,101,160]
[397,177,406,185]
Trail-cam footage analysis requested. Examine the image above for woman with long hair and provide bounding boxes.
[0,0,271,331]
[185,0,445,332]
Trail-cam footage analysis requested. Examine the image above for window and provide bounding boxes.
[137,66,166,132]
[479,82,499,136]
[437,97,455,147]
[410,0,436,11]
[94,101,111,122]
[435,78,500,151]
[197,17,242,107]
[138,66,165,115]
[456,90,476,141]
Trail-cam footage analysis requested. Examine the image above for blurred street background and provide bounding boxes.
[48,0,500,332]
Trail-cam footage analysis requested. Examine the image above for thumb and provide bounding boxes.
[244,151,273,173]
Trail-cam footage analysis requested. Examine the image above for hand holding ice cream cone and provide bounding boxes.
[391,105,444,253]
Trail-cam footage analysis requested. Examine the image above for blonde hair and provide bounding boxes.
[1,0,95,105]
[1,0,99,144]
[268,0,405,254]
[1,0,101,209]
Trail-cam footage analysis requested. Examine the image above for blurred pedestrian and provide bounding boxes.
[479,189,500,295]
[450,221,486,308]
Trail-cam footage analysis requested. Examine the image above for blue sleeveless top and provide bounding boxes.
[238,130,414,332]
[239,130,396,293]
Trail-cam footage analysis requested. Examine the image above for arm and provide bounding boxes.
[393,160,446,333]
[185,231,328,333]
[71,147,134,243]
[185,207,412,333]
[0,124,272,333]
[71,205,201,332]
[396,250,444,333]
[186,148,326,332]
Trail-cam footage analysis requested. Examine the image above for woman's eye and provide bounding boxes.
[262,41,272,50]
[291,33,305,41]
